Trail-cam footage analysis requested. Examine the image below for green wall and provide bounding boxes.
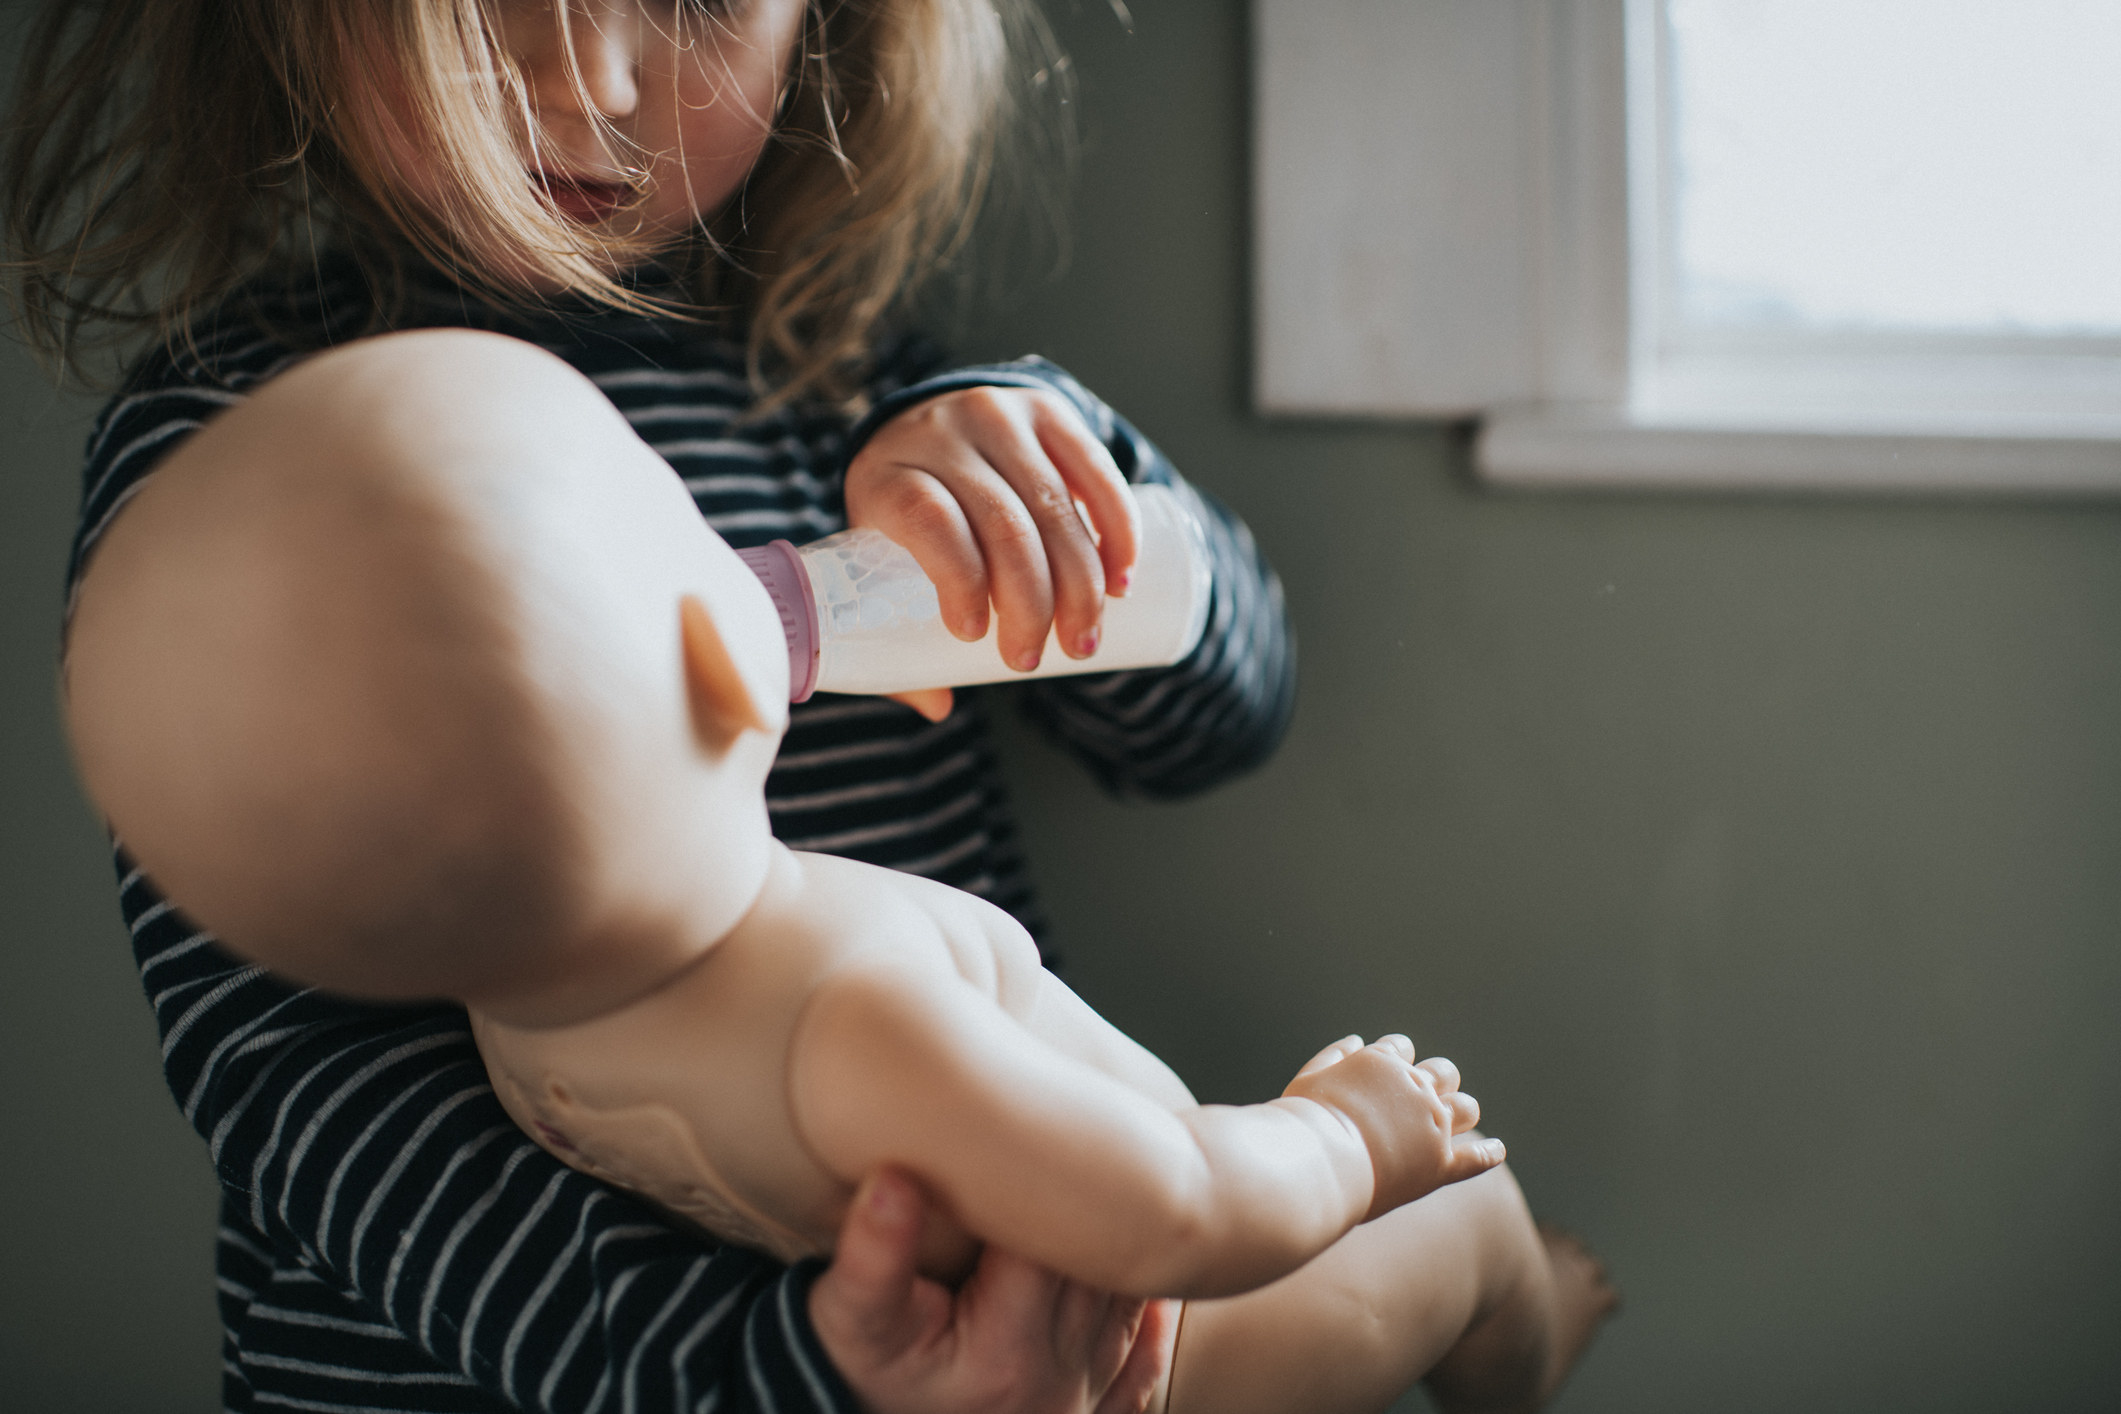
[0,335,225,1400]
[4,1,2118,1409]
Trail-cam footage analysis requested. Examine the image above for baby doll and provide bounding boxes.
[66,328,1609,1414]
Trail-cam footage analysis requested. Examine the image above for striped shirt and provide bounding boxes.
[69,267,1295,1413]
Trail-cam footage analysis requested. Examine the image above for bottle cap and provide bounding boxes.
[734,540,820,703]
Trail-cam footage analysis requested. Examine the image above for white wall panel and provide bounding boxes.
[1252,0,1550,416]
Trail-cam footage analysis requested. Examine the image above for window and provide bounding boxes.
[1253,0,2121,492]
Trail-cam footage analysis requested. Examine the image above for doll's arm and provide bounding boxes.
[788,963,1499,1300]
[1023,969,1197,1111]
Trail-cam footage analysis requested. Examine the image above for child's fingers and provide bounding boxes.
[1372,1033,1415,1062]
[876,386,1089,668]
[1029,399,1140,599]
[1446,1089,1481,1134]
[813,1168,949,1356]
[1093,1298,1180,1414]
[948,466,1062,671]
[885,688,955,722]
[962,1240,1071,1357]
[856,464,993,641]
[966,412,1110,663]
[1047,1275,1122,1378]
[852,444,1076,669]
[847,387,1137,668]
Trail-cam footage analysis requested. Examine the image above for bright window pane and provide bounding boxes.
[1667,0,2121,335]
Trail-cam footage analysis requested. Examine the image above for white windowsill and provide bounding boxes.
[1477,405,2121,495]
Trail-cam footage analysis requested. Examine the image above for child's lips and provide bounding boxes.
[537,173,629,223]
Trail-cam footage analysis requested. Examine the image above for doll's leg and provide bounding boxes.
[1160,1165,1616,1414]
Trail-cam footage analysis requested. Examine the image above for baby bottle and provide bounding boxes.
[736,483,1212,701]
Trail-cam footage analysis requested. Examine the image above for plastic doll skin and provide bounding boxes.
[64,330,1615,1414]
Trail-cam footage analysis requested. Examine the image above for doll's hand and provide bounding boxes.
[1282,1034,1504,1221]
[845,388,1142,683]
[812,1167,1178,1414]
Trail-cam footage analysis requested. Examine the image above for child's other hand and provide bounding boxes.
[812,1167,1177,1414]
[1282,1034,1505,1221]
[845,388,1143,677]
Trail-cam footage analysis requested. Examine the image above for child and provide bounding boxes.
[67,325,1615,1414]
[14,2,1611,1412]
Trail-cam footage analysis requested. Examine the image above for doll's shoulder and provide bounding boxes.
[787,849,1046,1015]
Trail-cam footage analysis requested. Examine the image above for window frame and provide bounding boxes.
[1251,0,2121,494]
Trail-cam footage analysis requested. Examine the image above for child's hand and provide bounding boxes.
[845,388,1143,684]
[812,1167,1177,1414]
[1282,1034,1505,1221]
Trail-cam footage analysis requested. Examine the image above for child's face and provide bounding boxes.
[494,0,808,248]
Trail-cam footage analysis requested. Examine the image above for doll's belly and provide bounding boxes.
[483,1027,985,1280]
[475,1017,845,1265]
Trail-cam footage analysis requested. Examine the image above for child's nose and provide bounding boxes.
[524,1,640,122]
[569,9,640,120]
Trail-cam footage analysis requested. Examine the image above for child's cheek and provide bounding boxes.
[334,26,503,227]
[653,0,805,224]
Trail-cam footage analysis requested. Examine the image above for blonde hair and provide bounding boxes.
[4,0,1063,409]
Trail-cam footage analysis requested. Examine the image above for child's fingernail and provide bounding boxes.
[1016,649,1041,672]
[1112,570,1132,596]
[1076,629,1099,658]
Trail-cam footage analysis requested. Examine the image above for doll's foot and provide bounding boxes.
[1425,1224,1618,1414]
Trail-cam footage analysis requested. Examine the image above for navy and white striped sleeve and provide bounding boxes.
[849,355,1298,799]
